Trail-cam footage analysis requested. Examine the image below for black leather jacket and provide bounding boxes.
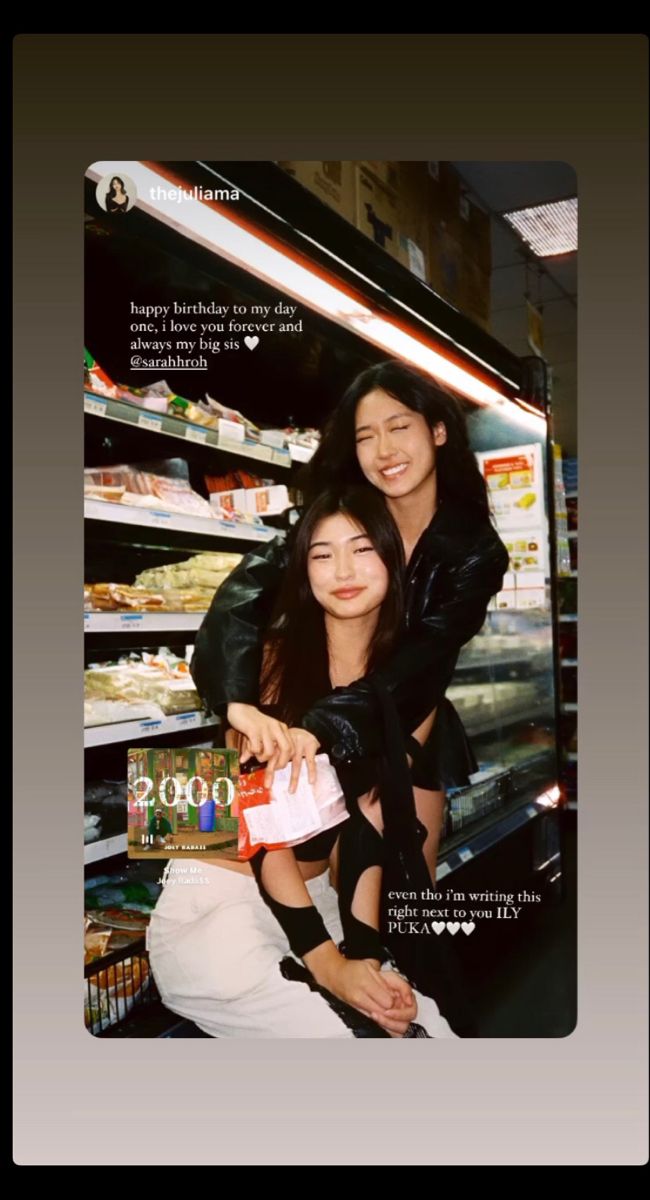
[191,501,510,774]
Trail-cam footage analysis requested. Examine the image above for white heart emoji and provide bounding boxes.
[432,922,445,935]
[461,921,476,935]
[446,921,460,935]
[244,335,259,350]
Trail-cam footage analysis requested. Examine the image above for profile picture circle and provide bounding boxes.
[96,172,136,214]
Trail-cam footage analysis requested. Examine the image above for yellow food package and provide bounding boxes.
[515,492,537,509]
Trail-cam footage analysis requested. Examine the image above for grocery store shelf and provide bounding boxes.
[559,614,577,622]
[437,791,558,879]
[84,391,294,469]
[560,658,577,667]
[84,498,276,542]
[458,699,555,738]
[560,702,577,713]
[84,833,128,864]
[84,710,219,747]
[455,651,542,672]
[85,611,205,634]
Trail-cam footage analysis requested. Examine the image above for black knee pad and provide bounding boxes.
[249,847,331,960]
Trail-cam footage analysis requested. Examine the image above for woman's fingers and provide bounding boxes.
[288,751,303,796]
[304,741,318,788]
[360,971,397,1012]
[370,1011,411,1036]
[384,972,415,1008]
[287,729,321,794]
[271,721,294,769]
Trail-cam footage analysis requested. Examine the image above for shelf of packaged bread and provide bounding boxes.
[84,391,295,469]
[84,611,205,634]
[84,833,128,865]
[84,498,277,542]
[84,710,219,748]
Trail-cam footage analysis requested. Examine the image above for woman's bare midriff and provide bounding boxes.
[185,854,330,882]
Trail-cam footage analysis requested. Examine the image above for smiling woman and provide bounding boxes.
[191,360,509,1029]
[353,388,448,562]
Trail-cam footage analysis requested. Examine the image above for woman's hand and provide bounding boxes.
[308,945,417,1035]
[286,728,320,793]
[367,969,418,1036]
[226,704,294,776]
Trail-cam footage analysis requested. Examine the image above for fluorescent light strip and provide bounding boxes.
[87,161,544,428]
[504,197,577,257]
[196,161,521,394]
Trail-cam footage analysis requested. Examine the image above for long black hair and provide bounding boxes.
[261,486,405,726]
[301,359,490,522]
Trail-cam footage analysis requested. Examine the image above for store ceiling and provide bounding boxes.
[453,162,577,455]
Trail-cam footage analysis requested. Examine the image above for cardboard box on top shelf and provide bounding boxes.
[427,161,465,243]
[458,195,492,275]
[277,161,357,223]
[354,165,401,260]
[360,161,401,191]
[427,223,465,309]
[459,255,491,331]
[392,160,431,280]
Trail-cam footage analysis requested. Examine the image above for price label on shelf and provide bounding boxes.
[84,395,108,417]
[175,711,201,727]
[139,719,163,732]
[119,613,144,626]
[149,510,173,527]
[186,427,208,445]
[138,413,163,433]
[526,805,538,819]
[458,847,474,864]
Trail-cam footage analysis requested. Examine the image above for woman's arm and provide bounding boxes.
[301,525,510,766]
[190,533,291,717]
[251,846,415,1033]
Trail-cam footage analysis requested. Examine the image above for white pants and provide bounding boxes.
[148,860,457,1039]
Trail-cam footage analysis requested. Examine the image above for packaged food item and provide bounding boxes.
[237,757,349,859]
[84,650,204,725]
[210,484,291,517]
[85,954,150,1034]
[84,813,102,843]
[84,349,121,398]
[84,925,112,963]
[84,699,164,727]
[90,908,150,932]
[85,459,214,519]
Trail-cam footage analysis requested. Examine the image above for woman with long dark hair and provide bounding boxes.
[105,176,129,213]
[191,360,509,1029]
[148,486,456,1037]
